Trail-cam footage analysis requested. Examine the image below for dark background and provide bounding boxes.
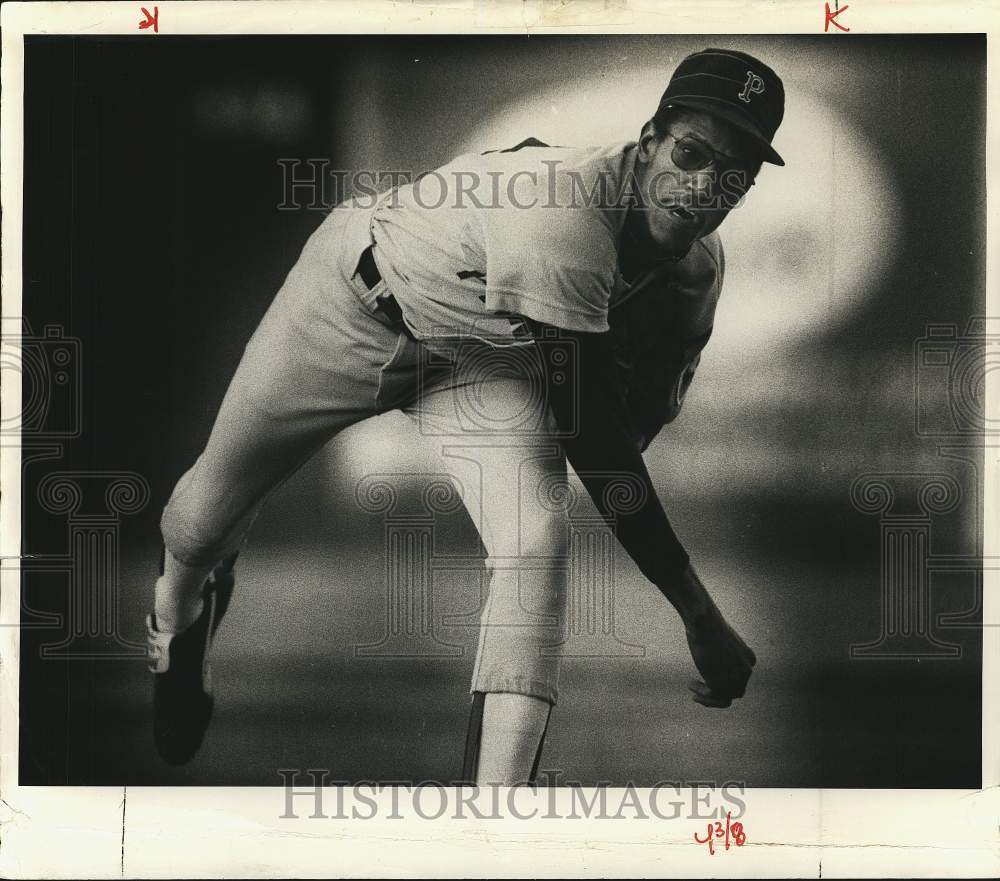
[18,35,985,786]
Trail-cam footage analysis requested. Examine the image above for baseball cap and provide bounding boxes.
[657,48,785,166]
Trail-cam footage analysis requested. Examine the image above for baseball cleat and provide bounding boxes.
[147,552,237,765]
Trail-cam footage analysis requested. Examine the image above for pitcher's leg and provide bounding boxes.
[149,206,416,765]
[157,211,406,628]
[156,384,363,630]
[404,358,569,783]
[466,436,567,785]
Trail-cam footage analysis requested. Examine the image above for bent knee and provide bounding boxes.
[160,484,255,568]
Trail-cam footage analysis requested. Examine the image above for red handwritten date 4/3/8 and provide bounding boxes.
[693,811,747,855]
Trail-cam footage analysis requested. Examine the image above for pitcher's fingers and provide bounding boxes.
[688,680,733,706]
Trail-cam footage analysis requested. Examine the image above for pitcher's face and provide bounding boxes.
[633,109,761,255]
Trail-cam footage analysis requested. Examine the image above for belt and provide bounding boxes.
[358,245,411,334]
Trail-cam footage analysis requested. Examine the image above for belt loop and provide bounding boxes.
[357,244,416,342]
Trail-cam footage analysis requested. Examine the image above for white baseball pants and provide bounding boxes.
[160,200,568,704]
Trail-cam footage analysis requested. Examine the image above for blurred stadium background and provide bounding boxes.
[19,34,986,786]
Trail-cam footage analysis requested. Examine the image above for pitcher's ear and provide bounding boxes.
[637,119,662,162]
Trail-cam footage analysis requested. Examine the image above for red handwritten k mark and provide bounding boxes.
[139,6,159,33]
[824,2,849,32]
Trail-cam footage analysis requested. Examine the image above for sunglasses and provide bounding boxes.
[664,130,757,195]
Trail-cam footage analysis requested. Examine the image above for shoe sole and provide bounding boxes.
[152,550,237,765]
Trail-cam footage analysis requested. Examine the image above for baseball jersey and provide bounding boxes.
[368,140,728,582]
[370,140,724,346]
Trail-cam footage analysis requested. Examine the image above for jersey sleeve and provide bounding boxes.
[474,176,617,333]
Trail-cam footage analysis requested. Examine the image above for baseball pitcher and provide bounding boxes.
[147,48,785,784]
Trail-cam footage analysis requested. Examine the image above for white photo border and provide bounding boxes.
[1,2,997,878]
